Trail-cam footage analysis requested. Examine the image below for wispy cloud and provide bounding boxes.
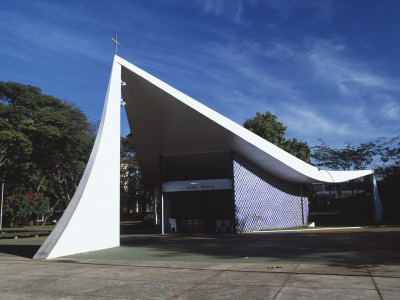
[1,0,398,149]
[381,101,400,121]
[0,7,109,64]
[266,0,334,23]
[187,36,400,146]
[283,105,349,136]
[308,39,400,94]
[203,0,225,15]
[201,40,301,100]
[199,0,253,25]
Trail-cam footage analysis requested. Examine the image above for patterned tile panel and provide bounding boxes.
[233,153,308,233]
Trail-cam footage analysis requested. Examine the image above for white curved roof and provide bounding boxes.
[117,56,372,187]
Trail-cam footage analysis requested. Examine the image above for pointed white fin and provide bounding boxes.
[34,57,121,259]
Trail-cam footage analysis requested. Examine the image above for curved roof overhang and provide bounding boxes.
[117,56,373,188]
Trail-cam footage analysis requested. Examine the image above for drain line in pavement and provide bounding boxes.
[168,270,227,300]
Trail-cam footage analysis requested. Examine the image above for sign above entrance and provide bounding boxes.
[162,179,232,193]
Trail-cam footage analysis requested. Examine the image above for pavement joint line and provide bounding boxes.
[167,269,227,299]
[56,260,238,272]
[3,258,397,279]
[367,267,383,300]
[48,260,307,275]
[52,259,295,274]
[272,263,300,300]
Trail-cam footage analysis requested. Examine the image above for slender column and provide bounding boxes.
[0,180,4,231]
[153,189,158,226]
[372,172,383,222]
[300,184,304,225]
[161,193,164,234]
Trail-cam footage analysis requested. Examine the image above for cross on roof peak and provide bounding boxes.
[111,34,121,55]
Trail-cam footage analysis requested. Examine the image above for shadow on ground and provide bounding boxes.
[115,227,400,267]
[0,244,41,259]
[1,227,399,267]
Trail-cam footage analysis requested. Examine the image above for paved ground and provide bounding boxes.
[0,227,399,299]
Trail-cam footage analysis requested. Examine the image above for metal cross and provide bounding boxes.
[111,34,121,55]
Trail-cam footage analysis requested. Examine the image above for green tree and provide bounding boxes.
[0,98,34,176]
[375,136,400,222]
[312,139,380,195]
[311,139,384,171]
[0,81,95,224]
[120,134,151,217]
[243,111,311,162]
[3,192,50,227]
[381,136,400,167]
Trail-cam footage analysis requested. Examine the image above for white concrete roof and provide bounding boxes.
[117,56,372,187]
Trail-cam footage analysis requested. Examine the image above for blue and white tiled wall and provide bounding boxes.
[233,153,308,233]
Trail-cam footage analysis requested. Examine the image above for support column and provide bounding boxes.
[153,188,158,226]
[372,172,383,223]
[161,193,165,234]
[0,180,4,231]
[300,184,305,225]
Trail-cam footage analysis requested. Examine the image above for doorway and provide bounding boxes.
[165,190,234,233]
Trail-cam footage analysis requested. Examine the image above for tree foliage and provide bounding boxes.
[3,192,50,227]
[120,134,152,217]
[311,136,400,223]
[311,139,385,171]
[243,111,311,162]
[0,81,96,225]
[375,136,400,222]
[381,136,400,167]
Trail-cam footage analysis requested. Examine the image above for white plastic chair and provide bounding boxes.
[223,220,231,233]
[192,219,200,232]
[169,218,177,233]
[187,220,193,232]
[199,219,205,233]
[181,219,187,233]
[216,220,223,233]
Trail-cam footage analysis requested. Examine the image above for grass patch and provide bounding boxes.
[258,225,359,232]
[1,225,54,233]
[120,220,158,233]
[259,226,306,231]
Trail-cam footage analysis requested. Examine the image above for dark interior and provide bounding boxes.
[162,151,234,233]
[166,190,234,233]
[162,150,232,182]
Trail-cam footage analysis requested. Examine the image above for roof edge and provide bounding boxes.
[116,55,373,184]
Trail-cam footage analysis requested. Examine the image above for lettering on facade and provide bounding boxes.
[201,184,215,189]
[186,185,198,190]
[163,179,231,193]
[186,184,215,191]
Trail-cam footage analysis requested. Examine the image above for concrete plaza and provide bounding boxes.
[0,227,399,299]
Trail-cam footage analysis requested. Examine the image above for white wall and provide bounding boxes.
[34,57,121,259]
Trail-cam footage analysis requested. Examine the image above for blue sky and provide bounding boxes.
[1,0,399,149]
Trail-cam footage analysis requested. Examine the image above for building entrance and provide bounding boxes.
[164,190,234,233]
[161,151,235,234]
